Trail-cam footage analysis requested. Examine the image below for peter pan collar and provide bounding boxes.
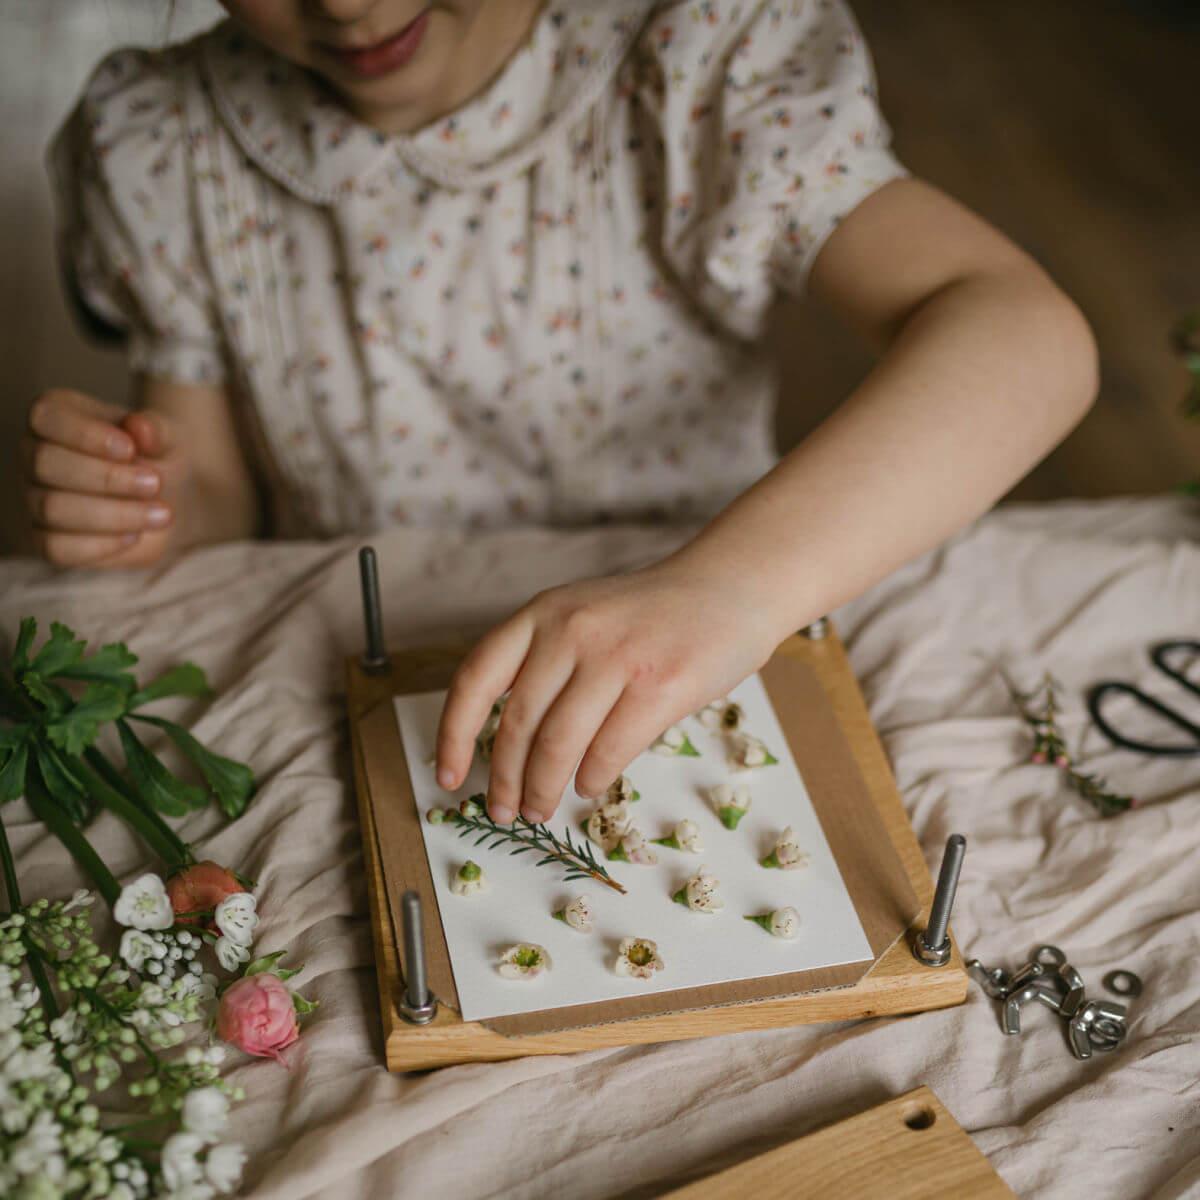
[200,1,654,203]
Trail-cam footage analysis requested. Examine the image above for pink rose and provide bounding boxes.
[217,975,299,1062]
[168,861,243,927]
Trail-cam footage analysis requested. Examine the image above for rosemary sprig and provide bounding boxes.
[447,796,627,895]
[1004,671,1135,817]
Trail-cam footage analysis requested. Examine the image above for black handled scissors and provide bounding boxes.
[1087,640,1200,757]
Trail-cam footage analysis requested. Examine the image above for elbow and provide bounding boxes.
[1051,288,1100,429]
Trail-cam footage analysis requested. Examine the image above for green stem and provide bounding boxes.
[26,768,120,907]
[80,750,193,869]
[0,816,62,1020]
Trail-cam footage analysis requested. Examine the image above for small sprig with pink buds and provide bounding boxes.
[1006,672,1135,818]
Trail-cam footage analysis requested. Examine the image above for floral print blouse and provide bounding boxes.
[50,0,906,537]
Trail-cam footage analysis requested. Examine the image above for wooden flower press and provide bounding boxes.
[346,550,968,1072]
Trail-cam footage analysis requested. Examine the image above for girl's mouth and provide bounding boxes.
[320,11,431,80]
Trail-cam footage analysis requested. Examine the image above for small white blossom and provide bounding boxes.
[63,889,93,912]
[48,1009,81,1045]
[729,731,777,769]
[652,819,703,853]
[181,1087,229,1143]
[213,893,258,948]
[650,725,698,756]
[497,943,551,979]
[553,896,593,933]
[585,799,631,853]
[205,1142,247,1193]
[609,828,657,865]
[450,861,487,896]
[606,774,638,804]
[113,874,174,931]
[762,826,809,870]
[119,928,168,972]
[215,937,251,973]
[161,1132,206,1191]
[477,696,507,761]
[614,937,664,980]
[745,907,802,939]
[674,867,724,914]
[710,783,752,830]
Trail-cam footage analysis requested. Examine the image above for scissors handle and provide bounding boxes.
[1087,679,1200,757]
[1151,640,1200,698]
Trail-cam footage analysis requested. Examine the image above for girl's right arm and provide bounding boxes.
[24,376,260,568]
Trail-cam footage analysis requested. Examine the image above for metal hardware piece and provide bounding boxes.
[1068,1004,1097,1060]
[1002,960,1046,997]
[801,617,829,640]
[398,890,437,1025]
[967,959,1011,998]
[1103,969,1143,998]
[1034,944,1067,968]
[913,834,966,967]
[358,545,390,675]
[1002,982,1051,1035]
[1057,964,1086,1019]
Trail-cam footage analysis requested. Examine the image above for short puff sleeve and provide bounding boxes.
[645,0,908,337]
[48,48,227,384]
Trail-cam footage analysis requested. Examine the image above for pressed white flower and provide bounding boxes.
[497,943,551,979]
[584,799,631,852]
[425,807,448,825]
[450,860,487,896]
[608,828,657,865]
[181,1087,229,1143]
[161,1131,207,1190]
[745,907,802,939]
[205,1142,247,1193]
[113,874,174,931]
[614,937,664,980]
[652,818,703,853]
[552,896,593,933]
[710,783,753,830]
[213,894,258,948]
[651,724,699,757]
[761,826,809,870]
[215,937,251,973]
[606,774,639,804]
[477,696,507,761]
[673,867,724,914]
[696,700,727,729]
[729,731,777,769]
[458,796,484,819]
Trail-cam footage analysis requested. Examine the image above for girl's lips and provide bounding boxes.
[322,11,431,80]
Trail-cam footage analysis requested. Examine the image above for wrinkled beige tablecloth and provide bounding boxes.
[2,496,1198,1200]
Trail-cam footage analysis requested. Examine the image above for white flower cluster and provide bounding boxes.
[160,1087,246,1198]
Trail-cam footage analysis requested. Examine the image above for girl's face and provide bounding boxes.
[218,1,540,133]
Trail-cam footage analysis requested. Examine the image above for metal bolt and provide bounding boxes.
[398,890,437,1025]
[801,617,829,640]
[358,545,389,675]
[913,834,966,967]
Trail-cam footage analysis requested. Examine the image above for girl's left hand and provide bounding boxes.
[434,560,785,825]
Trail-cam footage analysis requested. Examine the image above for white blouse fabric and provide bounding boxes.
[50,0,906,536]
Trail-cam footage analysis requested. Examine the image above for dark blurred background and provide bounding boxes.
[2,0,1199,556]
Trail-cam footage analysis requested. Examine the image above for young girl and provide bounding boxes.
[28,0,1097,827]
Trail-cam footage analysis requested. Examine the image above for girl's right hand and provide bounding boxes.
[24,389,187,567]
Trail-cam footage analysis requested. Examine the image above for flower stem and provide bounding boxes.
[25,767,120,906]
[0,819,62,1020]
[81,748,194,869]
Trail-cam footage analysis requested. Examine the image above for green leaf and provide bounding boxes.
[116,719,206,817]
[678,735,700,757]
[292,993,319,1016]
[0,740,29,803]
[244,951,289,977]
[129,714,255,819]
[57,642,138,692]
[0,726,28,752]
[29,621,87,678]
[11,618,37,673]
[45,683,129,757]
[23,674,73,717]
[35,741,91,822]
[128,664,211,710]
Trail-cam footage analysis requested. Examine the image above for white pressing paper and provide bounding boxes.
[395,673,873,1023]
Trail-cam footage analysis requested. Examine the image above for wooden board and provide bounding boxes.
[662,1086,1014,1199]
[347,626,967,1071]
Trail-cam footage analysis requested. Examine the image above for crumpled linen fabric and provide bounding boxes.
[1,495,1197,1198]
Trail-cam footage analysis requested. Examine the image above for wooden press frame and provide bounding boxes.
[346,626,967,1072]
